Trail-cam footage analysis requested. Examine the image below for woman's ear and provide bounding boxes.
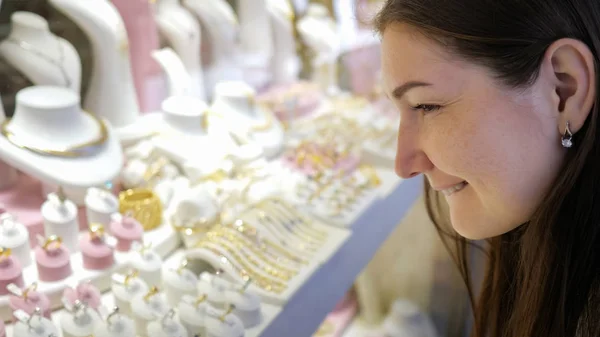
[541,38,596,135]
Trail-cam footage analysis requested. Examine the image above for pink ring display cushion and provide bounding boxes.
[9,290,51,322]
[0,257,24,295]
[63,283,102,310]
[0,174,45,247]
[79,234,115,270]
[35,245,72,282]
[109,217,143,252]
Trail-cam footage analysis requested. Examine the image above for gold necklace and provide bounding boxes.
[1,112,108,157]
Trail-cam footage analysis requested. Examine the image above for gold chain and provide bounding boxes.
[262,199,329,239]
[225,221,309,265]
[255,211,322,250]
[256,203,327,244]
[1,112,108,158]
[195,241,286,294]
[204,233,296,281]
[212,226,302,273]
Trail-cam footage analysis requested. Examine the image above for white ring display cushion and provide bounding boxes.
[0,221,180,322]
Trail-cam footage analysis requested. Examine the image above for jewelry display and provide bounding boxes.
[7,283,52,320]
[35,235,72,282]
[93,306,137,337]
[258,82,323,122]
[204,304,245,337]
[41,188,79,253]
[225,279,263,328]
[85,187,119,228]
[62,282,102,310]
[13,308,59,337]
[0,213,32,267]
[0,12,81,92]
[163,259,199,306]
[266,0,302,84]
[79,224,115,271]
[0,247,24,295]
[111,270,149,317]
[109,213,144,252]
[1,110,108,158]
[118,189,163,231]
[130,286,170,335]
[59,298,100,337]
[178,294,210,336]
[129,242,163,286]
[196,271,233,309]
[146,308,188,337]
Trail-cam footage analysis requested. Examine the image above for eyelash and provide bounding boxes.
[411,104,441,113]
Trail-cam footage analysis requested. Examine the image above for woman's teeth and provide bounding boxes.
[442,181,468,196]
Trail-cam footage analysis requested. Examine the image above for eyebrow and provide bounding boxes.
[391,81,432,100]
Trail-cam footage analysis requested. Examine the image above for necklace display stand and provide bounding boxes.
[182,0,243,99]
[0,86,123,189]
[111,0,166,113]
[152,95,241,170]
[0,12,82,93]
[237,0,273,90]
[267,0,301,85]
[151,48,196,97]
[48,0,154,146]
[153,0,205,100]
[297,4,341,96]
[0,104,17,191]
[211,81,284,159]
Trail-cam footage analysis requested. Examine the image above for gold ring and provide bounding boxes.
[0,247,11,258]
[42,236,62,250]
[124,269,139,286]
[89,223,105,240]
[22,282,38,301]
[176,259,188,274]
[119,189,162,231]
[194,294,208,307]
[143,286,159,302]
[219,304,235,322]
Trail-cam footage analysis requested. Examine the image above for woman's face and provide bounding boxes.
[382,24,566,239]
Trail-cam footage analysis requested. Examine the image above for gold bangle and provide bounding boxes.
[119,189,162,231]
[143,286,160,302]
[0,111,108,158]
[42,235,62,251]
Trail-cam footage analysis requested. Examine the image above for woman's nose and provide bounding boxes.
[394,127,433,179]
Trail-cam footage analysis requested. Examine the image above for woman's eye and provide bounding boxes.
[411,104,441,113]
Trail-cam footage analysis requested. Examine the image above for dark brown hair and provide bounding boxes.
[374,1,600,337]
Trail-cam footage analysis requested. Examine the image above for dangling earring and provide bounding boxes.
[562,121,573,148]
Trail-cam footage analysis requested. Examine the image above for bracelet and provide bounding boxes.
[119,189,162,231]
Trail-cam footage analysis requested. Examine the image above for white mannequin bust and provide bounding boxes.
[48,0,140,130]
[297,4,341,95]
[182,0,243,99]
[151,48,196,98]
[153,0,206,100]
[267,0,300,84]
[237,0,273,89]
[211,81,284,158]
[0,86,123,188]
[0,12,82,93]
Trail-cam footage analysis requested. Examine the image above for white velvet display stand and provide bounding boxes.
[41,191,80,253]
[182,0,243,99]
[0,12,82,93]
[48,0,154,145]
[267,0,301,84]
[0,98,16,191]
[297,4,342,96]
[211,81,285,159]
[0,213,32,267]
[237,0,273,89]
[0,86,122,189]
[151,48,196,98]
[153,0,206,100]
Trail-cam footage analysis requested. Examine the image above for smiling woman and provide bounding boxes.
[374,1,600,337]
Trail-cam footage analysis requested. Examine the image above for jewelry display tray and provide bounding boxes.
[177,219,352,306]
[3,277,283,337]
[0,221,180,322]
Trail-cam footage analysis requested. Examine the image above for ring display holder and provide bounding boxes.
[0,220,180,322]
